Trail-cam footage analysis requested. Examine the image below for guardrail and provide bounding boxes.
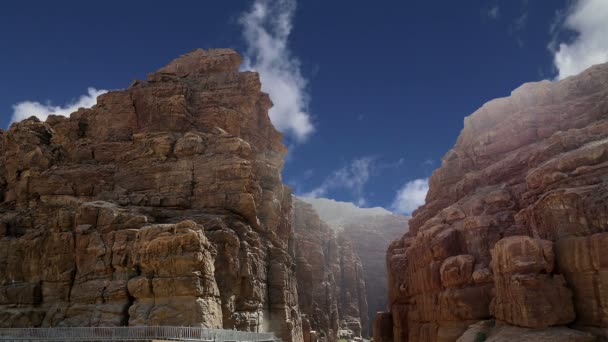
[0,326,279,341]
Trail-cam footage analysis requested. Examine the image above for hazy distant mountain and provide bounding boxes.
[298,197,398,230]
[297,196,409,333]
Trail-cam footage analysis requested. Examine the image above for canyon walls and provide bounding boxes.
[378,63,608,341]
[301,198,409,335]
[0,49,302,342]
[292,198,368,342]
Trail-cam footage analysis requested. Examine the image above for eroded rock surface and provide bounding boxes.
[456,320,594,342]
[0,49,302,342]
[490,236,574,328]
[292,198,368,342]
[380,63,608,341]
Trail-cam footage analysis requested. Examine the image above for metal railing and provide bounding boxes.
[0,326,279,341]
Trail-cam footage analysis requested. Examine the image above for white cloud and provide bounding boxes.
[487,5,500,19]
[10,87,107,125]
[552,0,608,80]
[391,178,429,215]
[239,0,314,142]
[303,169,314,179]
[301,157,373,206]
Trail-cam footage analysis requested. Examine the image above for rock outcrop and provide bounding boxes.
[379,63,608,341]
[456,320,594,342]
[292,198,368,342]
[300,197,409,335]
[490,236,575,328]
[0,49,303,342]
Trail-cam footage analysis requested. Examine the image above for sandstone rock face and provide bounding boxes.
[292,198,368,342]
[382,63,608,341]
[300,197,408,335]
[0,49,302,342]
[373,312,393,342]
[490,236,574,328]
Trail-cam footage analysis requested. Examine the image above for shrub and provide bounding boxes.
[474,332,488,342]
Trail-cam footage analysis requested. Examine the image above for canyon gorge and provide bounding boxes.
[1,47,607,342]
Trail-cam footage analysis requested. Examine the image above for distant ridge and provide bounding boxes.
[297,196,408,334]
[297,197,402,230]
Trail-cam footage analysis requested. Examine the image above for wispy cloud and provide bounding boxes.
[508,1,529,47]
[239,0,314,142]
[391,178,429,215]
[301,157,374,207]
[511,11,528,32]
[551,0,608,80]
[303,169,314,179]
[486,5,500,20]
[10,87,107,125]
[422,159,435,167]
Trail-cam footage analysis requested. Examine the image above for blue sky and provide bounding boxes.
[2,0,607,214]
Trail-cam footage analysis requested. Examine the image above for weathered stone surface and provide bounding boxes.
[0,49,302,342]
[455,320,494,342]
[556,233,608,328]
[373,312,393,342]
[457,320,595,342]
[440,255,474,288]
[384,63,608,341]
[292,198,368,342]
[490,236,575,328]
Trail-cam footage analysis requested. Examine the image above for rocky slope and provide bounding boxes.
[292,198,369,342]
[0,49,303,342]
[376,63,608,342]
[300,197,409,336]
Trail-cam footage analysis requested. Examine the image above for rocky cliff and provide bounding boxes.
[377,63,608,342]
[292,198,368,342]
[0,49,303,342]
[300,197,409,336]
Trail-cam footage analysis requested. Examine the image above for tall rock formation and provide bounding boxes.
[292,198,369,342]
[0,49,303,342]
[300,197,409,336]
[379,63,608,342]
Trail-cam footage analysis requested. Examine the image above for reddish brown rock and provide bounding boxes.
[384,63,608,341]
[556,233,608,328]
[0,49,302,342]
[490,236,575,328]
[373,312,393,342]
[440,255,474,288]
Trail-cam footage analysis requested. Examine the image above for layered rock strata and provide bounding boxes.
[379,63,608,341]
[0,49,302,342]
[292,198,368,342]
